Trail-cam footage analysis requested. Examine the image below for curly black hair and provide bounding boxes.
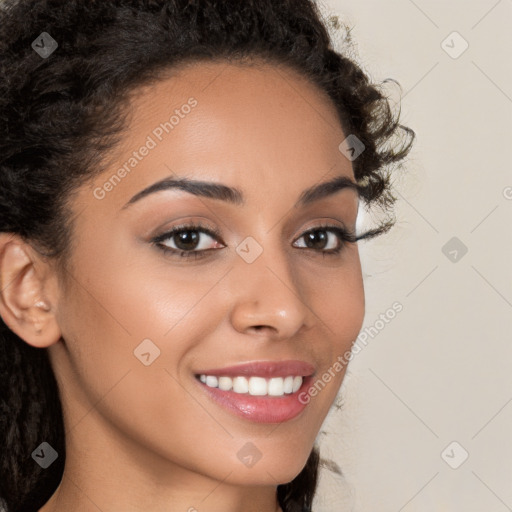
[0,0,415,511]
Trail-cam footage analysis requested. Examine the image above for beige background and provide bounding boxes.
[314,0,512,510]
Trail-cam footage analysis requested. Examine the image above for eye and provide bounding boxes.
[152,222,224,259]
[293,225,357,255]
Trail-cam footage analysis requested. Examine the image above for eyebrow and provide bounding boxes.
[122,174,360,210]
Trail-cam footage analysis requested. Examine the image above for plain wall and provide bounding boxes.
[314,0,512,510]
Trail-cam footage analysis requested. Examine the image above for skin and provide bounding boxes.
[0,60,365,512]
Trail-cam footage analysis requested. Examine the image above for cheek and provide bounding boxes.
[55,266,237,475]
[298,249,365,404]
[306,248,365,347]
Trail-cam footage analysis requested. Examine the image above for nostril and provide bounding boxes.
[251,325,272,333]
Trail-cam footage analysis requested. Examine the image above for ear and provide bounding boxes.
[0,233,62,348]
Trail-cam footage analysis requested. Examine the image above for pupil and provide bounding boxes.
[176,230,199,250]
[306,230,327,249]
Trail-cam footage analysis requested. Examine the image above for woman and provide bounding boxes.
[0,0,414,511]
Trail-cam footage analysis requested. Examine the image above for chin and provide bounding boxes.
[218,445,314,486]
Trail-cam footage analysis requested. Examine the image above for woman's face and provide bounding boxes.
[50,61,365,491]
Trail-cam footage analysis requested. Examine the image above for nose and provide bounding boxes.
[228,244,314,340]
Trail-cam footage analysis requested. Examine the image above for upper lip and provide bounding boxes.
[195,360,316,378]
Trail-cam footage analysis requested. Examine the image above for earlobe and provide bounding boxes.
[0,233,61,348]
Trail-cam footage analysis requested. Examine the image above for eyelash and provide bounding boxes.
[151,221,360,260]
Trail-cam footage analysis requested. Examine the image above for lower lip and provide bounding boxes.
[195,376,313,423]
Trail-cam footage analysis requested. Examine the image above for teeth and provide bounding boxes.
[205,375,218,388]
[248,376,267,395]
[198,374,304,396]
[233,376,249,394]
[268,377,284,396]
[283,376,294,394]
[292,376,302,393]
[218,376,233,391]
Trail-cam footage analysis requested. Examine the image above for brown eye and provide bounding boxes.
[168,229,203,251]
[302,230,333,250]
[294,227,348,253]
[152,223,224,259]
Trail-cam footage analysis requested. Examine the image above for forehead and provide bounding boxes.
[88,59,355,212]
[130,58,343,135]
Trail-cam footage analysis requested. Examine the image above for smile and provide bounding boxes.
[194,363,316,423]
[197,374,303,396]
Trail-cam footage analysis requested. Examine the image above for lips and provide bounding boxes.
[193,359,316,378]
[192,360,316,423]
